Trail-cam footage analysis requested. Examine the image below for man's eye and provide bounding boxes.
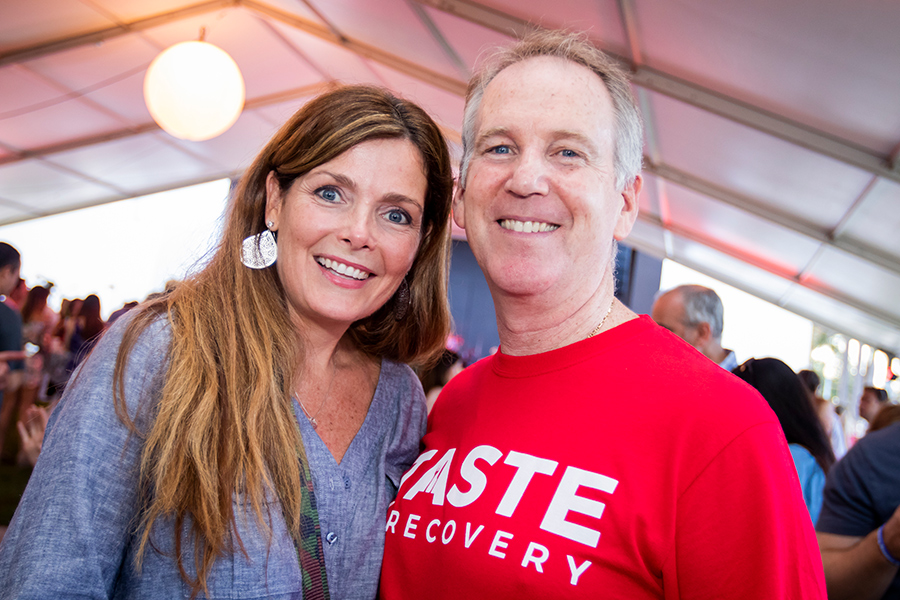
[316,187,340,202]
[559,149,580,158]
[385,209,411,225]
[487,145,511,155]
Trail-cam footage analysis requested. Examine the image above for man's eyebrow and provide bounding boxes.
[551,130,600,153]
[475,127,511,144]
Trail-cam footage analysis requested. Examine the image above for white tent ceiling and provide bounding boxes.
[2,0,900,355]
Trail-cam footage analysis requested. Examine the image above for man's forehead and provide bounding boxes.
[475,55,614,135]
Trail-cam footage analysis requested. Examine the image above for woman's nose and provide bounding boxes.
[341,206,374,250]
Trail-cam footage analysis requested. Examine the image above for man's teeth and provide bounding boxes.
[499,219,559,233]
[317,258,369,280]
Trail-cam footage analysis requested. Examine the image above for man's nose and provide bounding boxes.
[504,150,550,197]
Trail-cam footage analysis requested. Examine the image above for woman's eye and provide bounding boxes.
[487,145,511,155]
[315,186,341,203]
[385,209,411,225]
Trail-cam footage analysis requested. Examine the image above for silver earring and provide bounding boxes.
[241,228,277,269]
[393,277,410,321]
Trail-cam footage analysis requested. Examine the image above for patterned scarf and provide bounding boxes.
[292,412,330,600]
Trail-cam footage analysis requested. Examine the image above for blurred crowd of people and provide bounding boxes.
[651,283,900,599]
[0,251,897,596]
[0,242,141,468]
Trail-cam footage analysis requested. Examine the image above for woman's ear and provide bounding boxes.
[264,171,282,230]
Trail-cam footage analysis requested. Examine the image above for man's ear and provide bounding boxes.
[613,174,642,241]
[695,321,713,347]
[264,171,282,230]
[452,183,466,230]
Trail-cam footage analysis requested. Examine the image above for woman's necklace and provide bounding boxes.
[298,362,336,430]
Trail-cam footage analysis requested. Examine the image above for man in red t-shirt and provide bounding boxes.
[379,30,826,599]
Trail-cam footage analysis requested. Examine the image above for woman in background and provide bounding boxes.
[734,357,836,523]
[67,293,105,371]
[0,85,453,600]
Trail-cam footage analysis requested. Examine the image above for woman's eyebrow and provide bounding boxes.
[384,193,424,212]
[316,171,356,189]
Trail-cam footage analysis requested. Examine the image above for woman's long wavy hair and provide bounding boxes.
[732,357,836,474]
[112,85,453,596]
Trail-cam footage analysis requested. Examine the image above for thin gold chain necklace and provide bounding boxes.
[588,298,615,338]
[297,363,335,430]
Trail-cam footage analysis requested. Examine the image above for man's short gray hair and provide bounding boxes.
[676,285,725,340]
[458,29,644,192]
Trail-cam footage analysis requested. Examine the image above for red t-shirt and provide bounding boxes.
[381,316,825,599]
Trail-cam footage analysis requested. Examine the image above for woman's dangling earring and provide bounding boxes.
[241,221,277,269]
[393,277,410,321]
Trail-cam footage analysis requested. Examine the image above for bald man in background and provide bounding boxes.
[651,284,737,371]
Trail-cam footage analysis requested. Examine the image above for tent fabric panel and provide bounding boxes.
[309,0,465,77]
[0,159,121,213]
[267,23,385,87]
[633,0,900,154]
[0,0,115,53]
[837,178,900,260]
[49,131,231,195]
[650,92,874,232]
[476,0,629,56]
[664,181,822,278]
[804,246,900,322]
[422,5,516,75]
[667,234,797,302]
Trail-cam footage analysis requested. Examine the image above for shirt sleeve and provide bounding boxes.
[0,317,169,599]
[816,436,882,536]
[663,421,827,600]
[382,362,428,495]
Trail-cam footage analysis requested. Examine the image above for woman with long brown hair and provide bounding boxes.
[0,85,453,600]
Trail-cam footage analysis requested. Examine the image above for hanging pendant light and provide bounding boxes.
[143,35,245,142]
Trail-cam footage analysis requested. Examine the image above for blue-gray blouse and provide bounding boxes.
[0,316,427,599]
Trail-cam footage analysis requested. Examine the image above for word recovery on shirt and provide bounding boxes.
[386,445,619,586]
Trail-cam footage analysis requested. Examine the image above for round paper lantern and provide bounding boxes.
[144,41,245,141]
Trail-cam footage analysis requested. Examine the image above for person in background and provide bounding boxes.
[733,358,836,523]
[868,404,900,434]
[380,30,825,599]
[1,284,57,462]
[0,84,453,600]
[418,348,464,413]
[651,284,737,371]
[16,403,48,467]
[44,298,77,401]
[106,300,138,326]
[798,368,847,459]
[0,243,24,462]
[20,285,57,348]
[816,421,900,600]
[66,293,105,371]
[860,386,889,423]
[3,278,27,312]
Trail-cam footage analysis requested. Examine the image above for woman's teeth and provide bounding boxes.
[317,257,369,280]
